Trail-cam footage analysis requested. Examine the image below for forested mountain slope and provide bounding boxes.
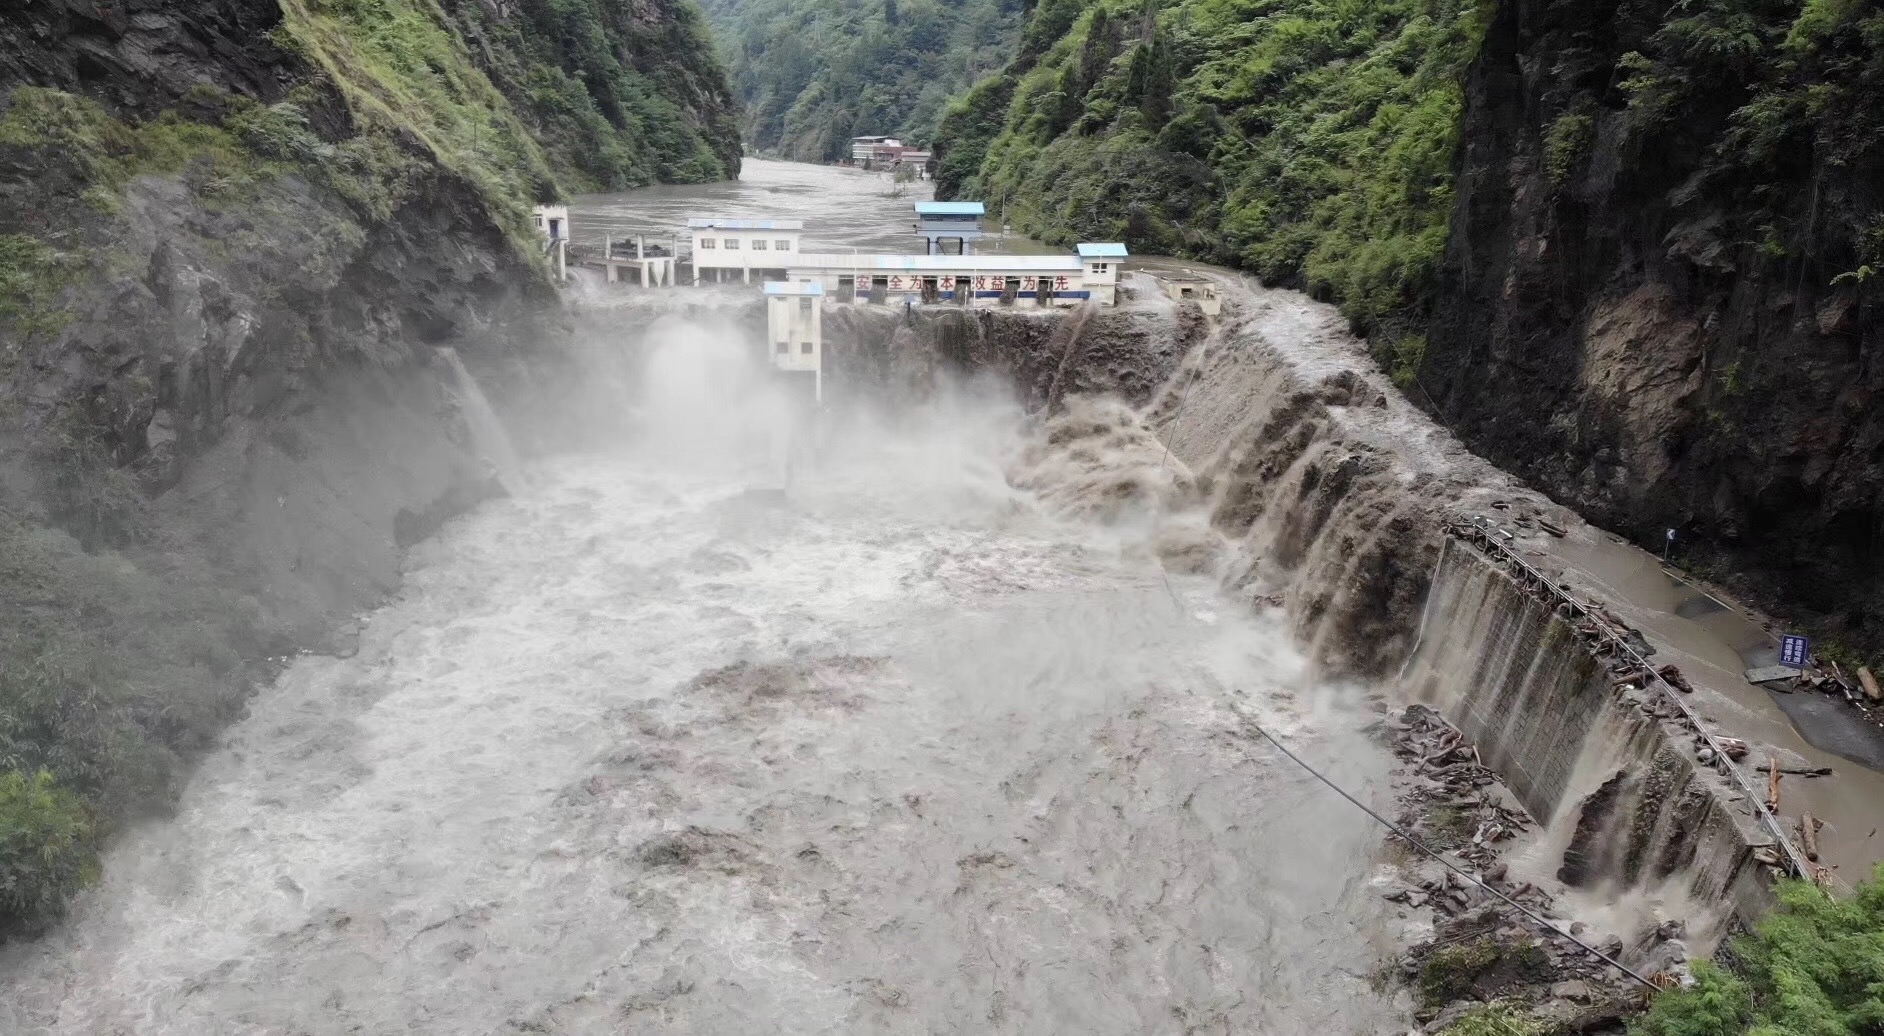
[705,0,1023,160]
[935,0,1884,659]
[934,0,1486,343]
[0,0,736,935]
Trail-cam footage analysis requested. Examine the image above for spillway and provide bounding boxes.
[0,300,1412,1033]
[4,159,1865,1033]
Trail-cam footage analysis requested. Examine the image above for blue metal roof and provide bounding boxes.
[1076,242,1130,258]
[687,217,805,230]
[913,201,986,216]
[763,280,825,296]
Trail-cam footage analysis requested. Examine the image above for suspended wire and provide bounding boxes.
[1230,705,1660,991]
[1134,295,1658,992]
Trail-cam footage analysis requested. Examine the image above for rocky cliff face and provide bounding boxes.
[1421,0,1883,655]
[0,0,737,934]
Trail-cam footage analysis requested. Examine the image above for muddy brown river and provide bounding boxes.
[0,163,1415,1033]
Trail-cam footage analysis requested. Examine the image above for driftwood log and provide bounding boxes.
[1799,813,1822,862]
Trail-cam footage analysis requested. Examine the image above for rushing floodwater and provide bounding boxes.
[0,163,1412,1034]
[571,157,1058,257]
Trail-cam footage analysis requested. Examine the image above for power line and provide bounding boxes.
[1230,706,1660,991]
[1137,285,1658,991]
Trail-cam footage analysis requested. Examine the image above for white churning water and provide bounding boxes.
[0,172,1412,1035]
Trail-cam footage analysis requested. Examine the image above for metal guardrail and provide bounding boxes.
[1451,514,1815,883]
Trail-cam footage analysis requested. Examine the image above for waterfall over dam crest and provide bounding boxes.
[812,278,1792,952]
[568,275,1795,951]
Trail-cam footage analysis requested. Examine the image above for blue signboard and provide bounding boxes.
[1779,634,1810,669]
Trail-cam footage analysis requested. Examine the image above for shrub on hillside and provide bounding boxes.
[0,506,274,934]
[0,769,100,936]
[1632,866,1884,1036]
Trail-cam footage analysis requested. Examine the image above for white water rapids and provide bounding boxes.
[0,319,1411,1033]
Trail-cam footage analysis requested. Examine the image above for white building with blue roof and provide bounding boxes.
[1075,243,1129,304]
[688,217,806,284]
[913,201,986,255]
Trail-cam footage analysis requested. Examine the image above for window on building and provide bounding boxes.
[800,342,814,354]
[799,297,813,315]
[776,240,792,251]
[776,341,788,354]
[724,238,739,249]
[1091,263,1109,274]
[752,240,768,251]
[698,238,716,249]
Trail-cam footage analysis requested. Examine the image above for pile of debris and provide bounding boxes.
[1751,657,1884,719]
[1487,498,1568,539]
[1400,906,1685,1035]
[1378,705,1679,1033]
[1386,704,1530,876]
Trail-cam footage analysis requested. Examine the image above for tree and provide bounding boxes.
[1633,867,1884,1036]
[0,769,99,935]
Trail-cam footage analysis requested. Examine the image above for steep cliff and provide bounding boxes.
[0,0,737,934]
[1420,0,1883,656]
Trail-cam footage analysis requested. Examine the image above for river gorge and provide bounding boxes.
[0,160,1876,1035]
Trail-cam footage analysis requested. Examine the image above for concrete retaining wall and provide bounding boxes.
[1403,538,1778,925]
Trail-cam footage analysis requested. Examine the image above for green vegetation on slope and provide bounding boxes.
[435,0,742,186]
[939,0,1883,383]
[705,0,1024,161]
[1633,867,1884,1036]
[0,501,275,937]
[0,771,99,927]
[284,0,740,196]
[0,233,83,343]
[1554,0,1884,297]
[277,0,564,229]
[936,0,1491,349]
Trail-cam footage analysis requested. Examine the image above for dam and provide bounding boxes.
[0,160,1877,1034]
